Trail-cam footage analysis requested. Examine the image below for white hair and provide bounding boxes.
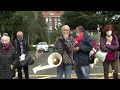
[61,25,70,31]
[1,35,10,43]
[17,31,23,36]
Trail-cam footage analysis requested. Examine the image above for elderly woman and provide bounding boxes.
[100,24,119,79]
[0,35,18,79]
[53,25,75,79]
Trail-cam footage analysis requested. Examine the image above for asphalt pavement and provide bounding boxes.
[13,50,120,79]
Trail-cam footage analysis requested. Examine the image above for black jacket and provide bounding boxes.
[12,39,30,66]
[74,32,93,66]
[12,39,29,56]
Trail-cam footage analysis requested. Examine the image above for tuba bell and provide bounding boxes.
[33,52,62,74]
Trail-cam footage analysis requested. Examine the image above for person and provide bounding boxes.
[0,35,18,79]
[117,31,120,61]
[100,24,119,79]
[12,31,30,79]
[53,25,75,79]
[73,25,93,79]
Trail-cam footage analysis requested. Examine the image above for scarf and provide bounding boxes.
[105,35,113,42]
[1,43,13,53]
[74,32,84,47]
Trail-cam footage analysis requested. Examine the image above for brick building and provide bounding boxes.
[42,11,64,33]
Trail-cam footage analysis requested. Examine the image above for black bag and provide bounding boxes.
[20,54,35,66]
[89,54,94,64]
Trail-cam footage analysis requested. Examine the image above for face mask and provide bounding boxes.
[76,33,80,37]
[2,42,8,47]
[106,31,112,36]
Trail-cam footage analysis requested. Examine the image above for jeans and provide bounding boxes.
[75,64,90,79]
[57,64,72,79]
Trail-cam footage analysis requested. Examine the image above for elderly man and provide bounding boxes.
[53,25,75,79]
[12,31,29,79]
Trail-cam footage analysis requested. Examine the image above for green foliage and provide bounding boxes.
[50,26,62,43]
[61,11,120,32]
[0,11,48,46]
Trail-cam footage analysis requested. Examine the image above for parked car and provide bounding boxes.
[36,42,49,52]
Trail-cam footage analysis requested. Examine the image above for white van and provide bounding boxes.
[36,42,48,52]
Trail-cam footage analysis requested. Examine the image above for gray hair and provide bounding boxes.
[1,35,10,43]
[61,25,70,31]
[17,31,23,36]
[76,26,85,32]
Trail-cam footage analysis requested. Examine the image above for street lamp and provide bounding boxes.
[97,24,100,50]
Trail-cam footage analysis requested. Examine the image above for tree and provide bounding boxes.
[50,26,62,43]
[61,11,120,32]
[0,11,48,46]
[28,11,48,45]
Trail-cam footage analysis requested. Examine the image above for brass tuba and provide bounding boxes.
[33,52,62,74]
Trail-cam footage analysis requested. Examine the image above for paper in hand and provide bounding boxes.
[20,54,26,61]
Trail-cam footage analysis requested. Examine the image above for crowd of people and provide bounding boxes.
[0,24,119,79]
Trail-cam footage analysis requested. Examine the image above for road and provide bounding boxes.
[13,50,120,79]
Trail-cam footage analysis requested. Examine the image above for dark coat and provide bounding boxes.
[0,43,18,79]
[100,35,119,60]
[12,39,29,56]
[12,39,30,66]
[74,32,93,66]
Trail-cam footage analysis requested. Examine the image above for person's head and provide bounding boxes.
[101,24,115,37]
[17,31,23,41]
[61,25,70,36]
[76,26,85,36]
[1,35,10,47]
[3,33,9,36]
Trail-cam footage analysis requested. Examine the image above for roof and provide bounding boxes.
[42,11,64,18]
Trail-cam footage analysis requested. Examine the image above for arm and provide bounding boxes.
[105,35,119,51]
[78,41,93,53]
[78,35,93,53]
[12,47,19,69]
[25,39,29,55]
[100,37,110,52]
[64,37,75,53]
[53,38,63,55]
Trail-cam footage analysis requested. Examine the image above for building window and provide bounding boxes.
[55,22,58,27]
[58,18,60,21]
[46,18,48,22]
[58,22,62,26]
[54,17,57,21]
[49,22,52,26]
[49,17,52,22]
[49,26,52,30]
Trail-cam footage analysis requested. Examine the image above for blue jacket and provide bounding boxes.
[74,32,93,66]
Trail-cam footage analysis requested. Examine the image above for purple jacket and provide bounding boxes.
[100,35,119,61]
[118,36,120,51]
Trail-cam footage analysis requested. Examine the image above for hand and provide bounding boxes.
[63,33,69,40]
[106,41,111,45]
[89,50,94,56]
[75,41,78,44]
[11,65,14,70]
[105,44,111,48]
[74,47,79,52]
